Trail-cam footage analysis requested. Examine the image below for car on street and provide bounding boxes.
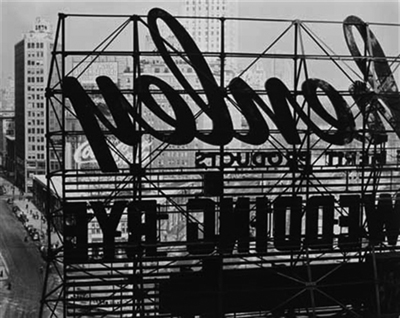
[18,213,28,224]
[31,230,40,241]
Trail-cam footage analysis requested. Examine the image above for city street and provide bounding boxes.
[0,198,44,318]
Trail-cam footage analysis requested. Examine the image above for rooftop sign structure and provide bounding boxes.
[42,7,400,318]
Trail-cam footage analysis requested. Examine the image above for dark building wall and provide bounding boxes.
[0,120,4,166]
[14,40,25,189]
[5,137,15,176]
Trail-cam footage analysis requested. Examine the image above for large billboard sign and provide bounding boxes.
[44,7,400,318]
[65,13,399,170]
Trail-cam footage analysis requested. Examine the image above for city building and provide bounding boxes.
[14,17,53,192]
[182,0,244,148]
[182,0,239,58]
[0,76,15,169]
[0,76,15,111]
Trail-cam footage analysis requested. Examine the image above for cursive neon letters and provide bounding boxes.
[63,8,397,172]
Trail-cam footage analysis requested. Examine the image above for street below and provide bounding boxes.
[0,198,45,318]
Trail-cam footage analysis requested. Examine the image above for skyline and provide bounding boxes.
[1,0,399,87]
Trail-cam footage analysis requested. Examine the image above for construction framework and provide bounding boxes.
[40,9,400,318]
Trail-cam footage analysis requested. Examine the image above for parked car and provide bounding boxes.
[18,213,28,224]
[31,229,40,241]
[25,224,34,233]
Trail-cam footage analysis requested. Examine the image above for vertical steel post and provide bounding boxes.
[132,14,144,317]
[39,11,63,317]
[61,13,67,318]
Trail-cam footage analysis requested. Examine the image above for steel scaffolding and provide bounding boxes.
[41,9,400,317]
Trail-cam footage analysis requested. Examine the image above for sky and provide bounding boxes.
[1,0,399,87]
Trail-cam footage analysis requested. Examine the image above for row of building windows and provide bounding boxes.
[28,136,45,143]
[27,92,44,100]
[194,27,221,34]
[28,98,45,105]
[157,159,189,166]
[186,5,226,11]
[28,119,45,125]
[50,162,60,171]
[27,102,45,110]
[27,77,45,83]
[27,51,44,58]
[151,66,194,74]
[27,111,45,117]
[28,145,45,151]
[159,151,189,157]
[27,127,45,134]
[185,0,227,3]
[27,86,44,92]
[27,68,44,75]
[27,161,45,171]
[90,221,128,234]
[27,42,44,49]
[27,60,44,66]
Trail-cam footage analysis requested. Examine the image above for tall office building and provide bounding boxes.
[182,0,239,57]
[182,0,241,147]
[15,17,53,192]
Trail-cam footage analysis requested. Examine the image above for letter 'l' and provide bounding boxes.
[63,77,119,172]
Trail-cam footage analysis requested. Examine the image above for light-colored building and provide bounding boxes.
[14,17,53,192]
[182,0,239,57]
[182,0,242,148]
[1,76,15,111]
[0,77,15,168]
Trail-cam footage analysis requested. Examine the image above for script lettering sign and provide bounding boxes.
[63,10,400,172]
